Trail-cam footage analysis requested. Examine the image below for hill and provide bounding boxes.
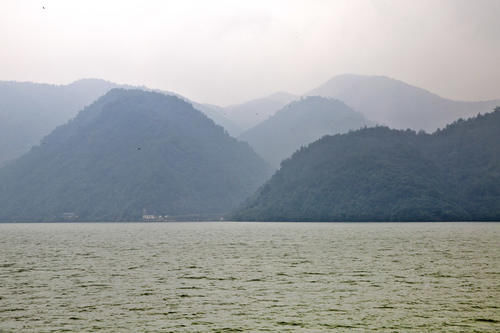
[0,89,272,221]
[0,79,119,165]
[189,103,242,137]
[307,74,500,132]
[239,96,369,168]
[224,92,297,132]
[233,107,500,221]
[0,79,242,166]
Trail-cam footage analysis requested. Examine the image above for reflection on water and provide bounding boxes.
[0,222,499,332]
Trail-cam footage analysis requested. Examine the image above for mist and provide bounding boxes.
[1,1,500,331]
[1,0,499,105]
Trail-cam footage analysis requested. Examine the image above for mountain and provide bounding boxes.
[307,74,500,132]
[147,88,242,136]
[239,96,369,168]
[190,103,242,137]
[0,79,120,165]
[0,89,272,221]
[0,79,242,166]
[233,107,500,221]
[224,92,298,132]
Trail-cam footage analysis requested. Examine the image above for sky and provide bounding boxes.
[1,0,499,106]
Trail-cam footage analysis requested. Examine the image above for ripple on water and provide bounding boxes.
[0,222,499,332]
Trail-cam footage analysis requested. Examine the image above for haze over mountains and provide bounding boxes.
[233,108,500,222]
[0,79,119,165]
[192,103,242,137]
[0,79,246,165]
[0,73,499,222]
[224,92,298,133]
[308,74,500,132]
[0,89,271,221]
[239,96,369,168]
[2,74,499,167]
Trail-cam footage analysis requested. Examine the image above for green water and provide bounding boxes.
[0,222,499,332]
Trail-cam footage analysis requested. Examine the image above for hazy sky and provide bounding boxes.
[1,0,499,105]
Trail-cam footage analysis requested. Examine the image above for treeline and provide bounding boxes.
[233,108,500,221]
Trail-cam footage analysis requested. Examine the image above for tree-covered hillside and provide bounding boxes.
[0,89,272,221]
[239,96,369,168]
[233,107,500,221]
[0,79,241,167]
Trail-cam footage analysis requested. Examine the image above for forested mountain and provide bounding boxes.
[0,79,241,166]
[224,92,297,132]
[233,107,500,221]
[308,74,500,132]
[0,89,272,221]
[0,79,119,165]
[239,96,369,168]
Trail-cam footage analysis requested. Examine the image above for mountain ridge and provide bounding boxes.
[307,74,500,132]
[0,79,242,165]
[0,89,272,221]
[239,96,369,168]
[233,107,500,221]
[223,91,298,132]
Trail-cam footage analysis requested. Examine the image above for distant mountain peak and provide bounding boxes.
[233,108,500,222]
[239,95,369,168]
[308,74,500,132]
[68,78,115,85]
[222,91,298,132]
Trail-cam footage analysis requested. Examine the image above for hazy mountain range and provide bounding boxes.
[0,89,271,221]
[0,79,119,165]
[307,74,500,132]
[239,96,369,168]
[223,91,298,132]
[0,74,499,222]
[233,108,500,221]
[0,79,246,165]
[2,74,499,166]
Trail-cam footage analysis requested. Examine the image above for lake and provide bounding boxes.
[0,222,499,332]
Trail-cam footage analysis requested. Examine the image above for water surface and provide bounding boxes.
[0,222,499,332]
